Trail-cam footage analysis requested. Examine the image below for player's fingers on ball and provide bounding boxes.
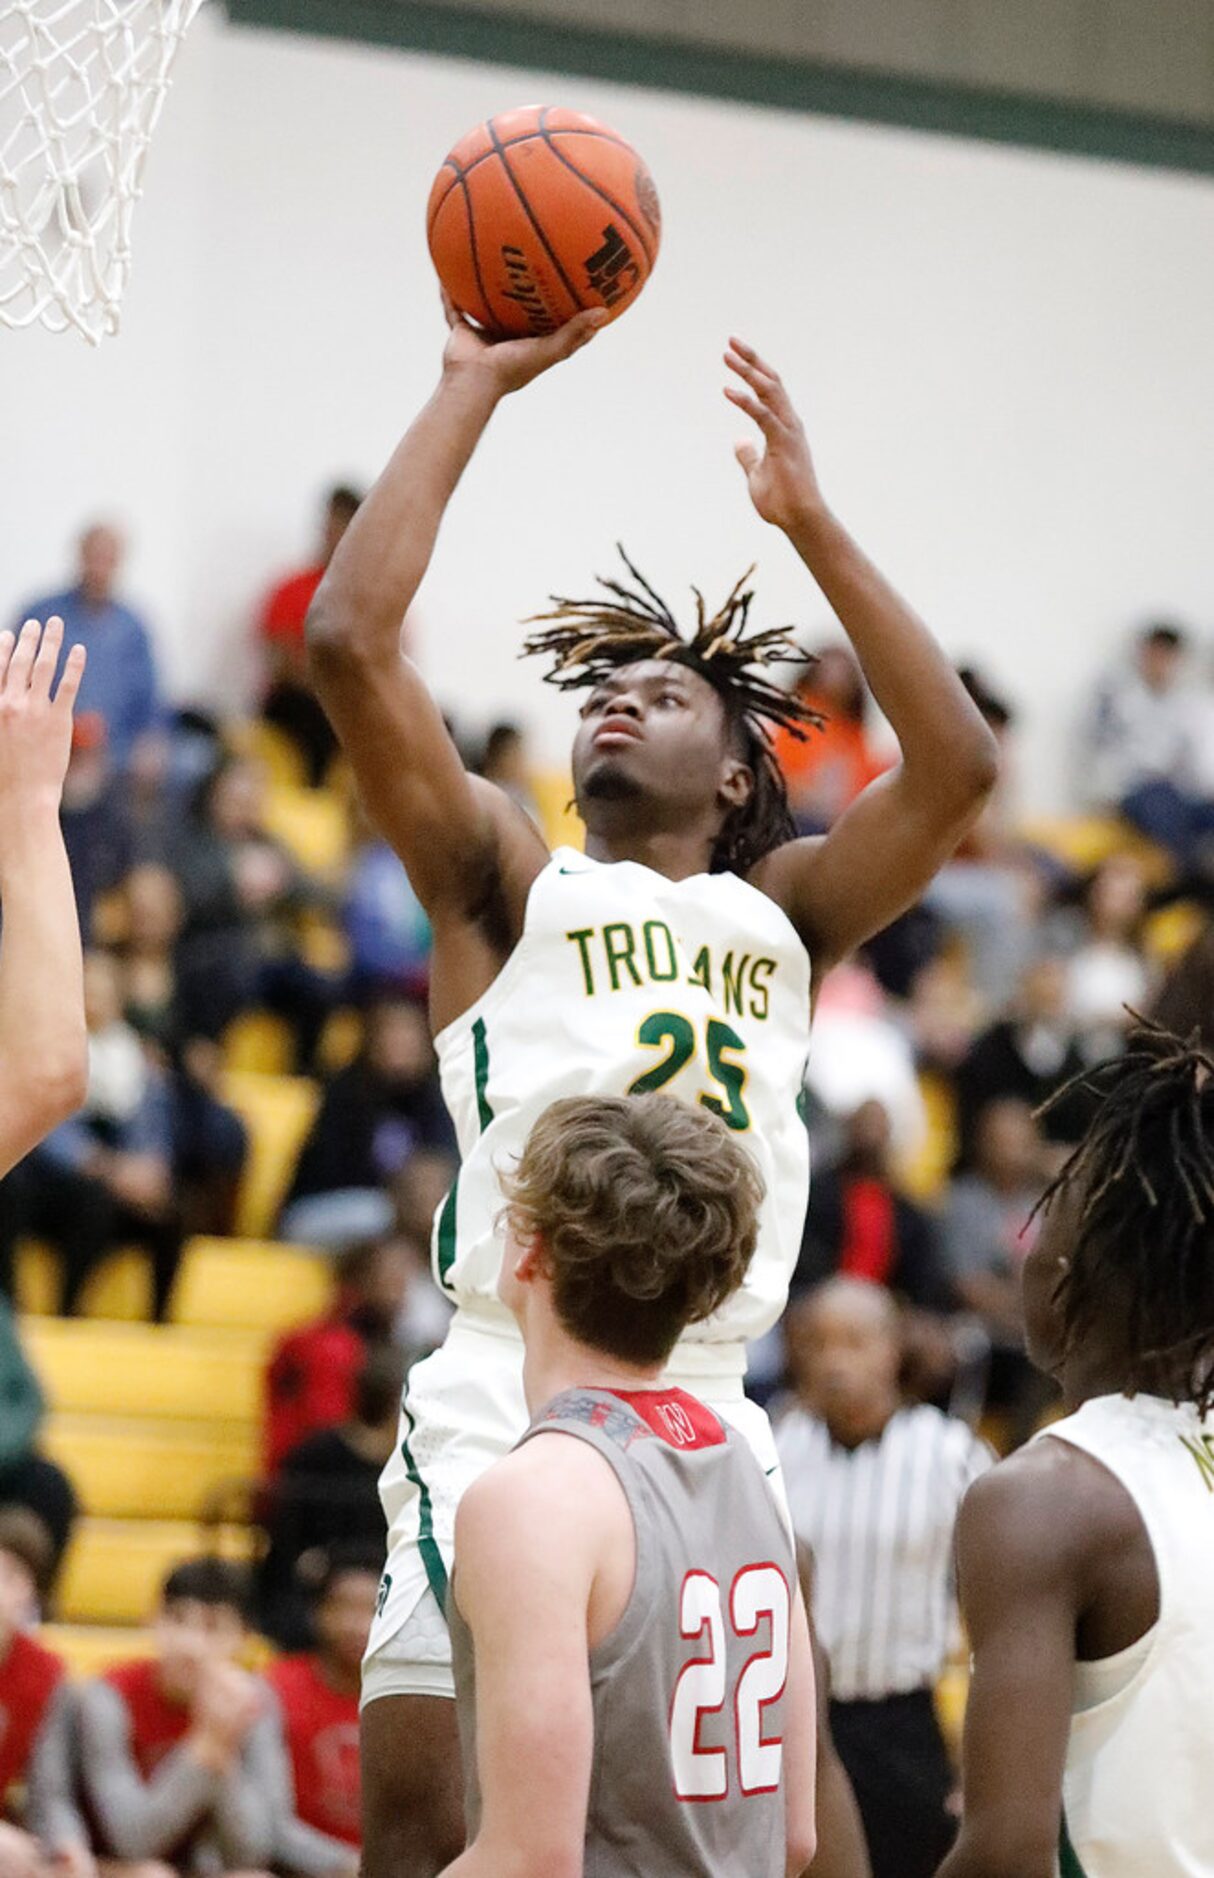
[30,614,63,697]
[569,308,608,348]
[0,631,15,689]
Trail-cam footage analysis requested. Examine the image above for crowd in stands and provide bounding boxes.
[2,498,1213,1874]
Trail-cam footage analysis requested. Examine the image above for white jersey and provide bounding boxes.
[430,846,812,1353]
[1041,1392,1214,1878]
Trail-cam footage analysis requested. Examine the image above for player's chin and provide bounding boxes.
[579,753,647,802]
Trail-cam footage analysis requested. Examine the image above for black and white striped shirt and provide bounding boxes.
[775,1403,991,1702]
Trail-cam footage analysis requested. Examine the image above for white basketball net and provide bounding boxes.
[0,0,204,343]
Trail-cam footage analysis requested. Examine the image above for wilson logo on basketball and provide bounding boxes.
[584,224,641,307]
[499,245,558,335]
[658,1401,699,1448]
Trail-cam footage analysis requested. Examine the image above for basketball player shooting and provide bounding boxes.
[443,1092,816,1878]
[0,618,88,1179]
[308,307,997,1876]
[941,1023,1214,1878]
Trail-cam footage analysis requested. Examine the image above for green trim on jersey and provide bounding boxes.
[435,1018,494,1292]
[436,1180,459,1292]
[1059,1814,1088,1878]
[399,1395,449,1609]
[472,1016,493,1130]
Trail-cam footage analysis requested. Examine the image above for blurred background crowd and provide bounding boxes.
[2,492,1213,1878]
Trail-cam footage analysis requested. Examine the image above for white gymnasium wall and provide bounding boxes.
[2,6,1213,808]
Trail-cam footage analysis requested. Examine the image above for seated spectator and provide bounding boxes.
[772,644,888,833]
[1061,855,1154,1060]
[0,1511,72,1867]
[794,1100,951,1307]
[279,996,454,1249]
[11,523,161,773]
[776,1280,990,1878]
[59,715,135,942]
[953,951,1089,1170]
[924,671,1040,1014]
[1153,915,1214,1044]
[170,754,337,1069]
[342,805,431,1002]
[1081,620,1214,867]
[805,964,928,1164]
[0,1311,76,1589]
[265,1546,380,1871]
[263,1239,410,1475]
[941,1098,1053,1444]
[259,486,363,788]
[66,1559,282,1876]
[0,951,181,1319]
[116,865,248,1238]
[258,1351,398,1651]
[476,720,540,824]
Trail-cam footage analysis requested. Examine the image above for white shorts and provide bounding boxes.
[362,1308,787,1706]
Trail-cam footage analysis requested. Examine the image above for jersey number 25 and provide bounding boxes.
[669,1565,790,1801]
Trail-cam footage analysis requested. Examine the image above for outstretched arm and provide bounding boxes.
[0,618,88,1177]
[308,304,604,928]
[728,342,998,978]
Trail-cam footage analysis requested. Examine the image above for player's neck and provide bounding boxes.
[522,1324,663,1418]
[584,822,717,882]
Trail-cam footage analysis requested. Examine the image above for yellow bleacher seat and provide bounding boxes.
[1144,901,1205,964]
[15,1241,57,1316]
[235,719,307,791]
[223,1009,294,1076]
[170,1236,332,1333]
[220,1070,320,1238]
[22,1318,265,1422]
[14,1245,151,1320]
[59,1519,249,1626]
[263,784,350,878]
[43,1416,257,1522]
[41,1624,149,1678]
[935,1660,969,1755]
[1019,813,1171,883]
[532,768,584,851]
[898,1072,958,1203]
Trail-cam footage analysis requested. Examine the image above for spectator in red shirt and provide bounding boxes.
[772,643,889,834]
[259,487,363,787]
[71,1559,282,1876]
[262,1239,409,1476]
[267,1546,380,1876]
[0,1510,85,1878]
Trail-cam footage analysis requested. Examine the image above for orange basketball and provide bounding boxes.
[427,106,661,339]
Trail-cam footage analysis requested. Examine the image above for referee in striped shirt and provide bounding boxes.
[776,1278,991,1878]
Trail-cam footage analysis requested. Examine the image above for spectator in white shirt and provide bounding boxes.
[1082,622,1214,868]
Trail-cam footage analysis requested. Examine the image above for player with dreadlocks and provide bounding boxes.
[309,299,995,1878]
[942,1020,1214,1878]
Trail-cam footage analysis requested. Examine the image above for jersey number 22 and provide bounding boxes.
[669,1565,790,1800]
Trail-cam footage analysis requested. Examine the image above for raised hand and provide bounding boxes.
[724,338,826,535]
[0,619,85,869]
[440,288,607,397]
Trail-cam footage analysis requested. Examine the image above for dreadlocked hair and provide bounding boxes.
[1035,1017,1214,1413]
[522,548,824,876]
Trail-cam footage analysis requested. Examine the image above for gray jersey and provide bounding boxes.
[451,1385,796,1878]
